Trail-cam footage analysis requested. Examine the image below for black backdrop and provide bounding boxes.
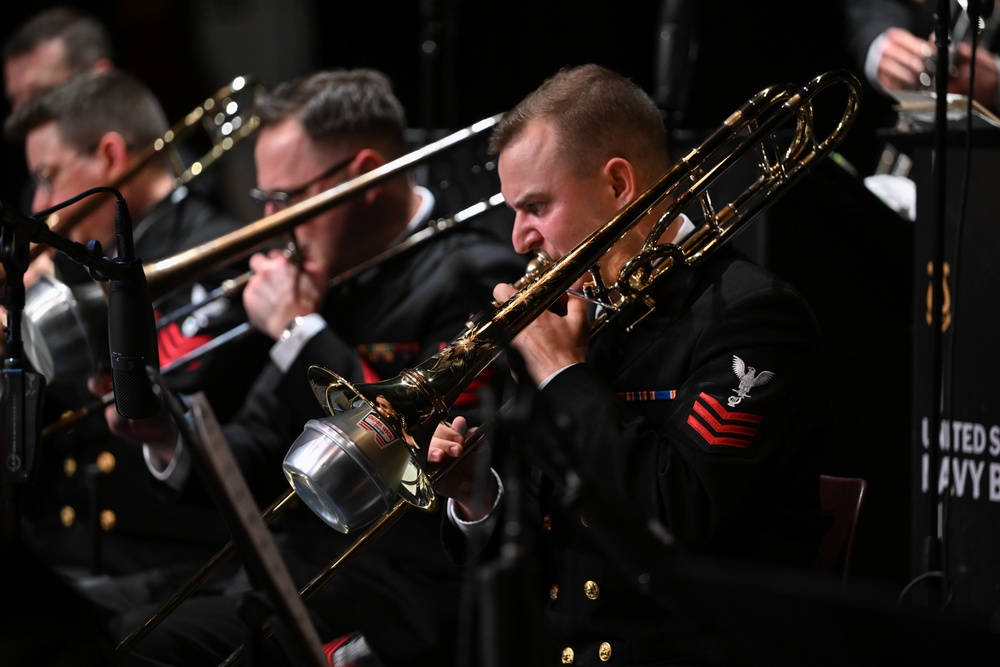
[1,1,917,592]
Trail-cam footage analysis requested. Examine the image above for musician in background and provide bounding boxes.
[3,69,267,614]
[3,5,114,114]
[428,64,829,665]
[106,69,523,666]
[842,0,1000,112]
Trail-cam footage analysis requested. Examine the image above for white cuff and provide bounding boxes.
[143,434,190,492]
[446,468,504,538]
[270,312,326,372]
[865,33,890,95]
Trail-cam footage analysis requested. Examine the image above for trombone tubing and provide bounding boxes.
[142,114,503,300]
[114,489,299,656]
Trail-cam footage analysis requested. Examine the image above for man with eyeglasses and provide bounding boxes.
[105,69,523,667]
[2,68,272,627]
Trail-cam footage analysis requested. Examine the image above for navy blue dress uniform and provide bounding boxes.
[446,246,828,666]
[20,188,268,581]
[116,200,524,667]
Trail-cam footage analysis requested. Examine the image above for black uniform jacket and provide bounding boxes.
[446,246,829,666]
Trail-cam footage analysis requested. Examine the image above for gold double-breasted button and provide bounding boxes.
[60,506,76,527]
[63,457,77,477]
[584,580,600,600]
[561,647,575,664]
[549,584,559,600]
[96,451,116,474]
[599,641,613,662]
[100,509,116,531]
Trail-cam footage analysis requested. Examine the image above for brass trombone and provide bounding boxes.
[284,69,863,535]
[119,70,862,663]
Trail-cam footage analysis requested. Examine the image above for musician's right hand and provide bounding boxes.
[91,369,179,466]
[243,249,323,340]
[428,416,497,522]
[876,27,933,92]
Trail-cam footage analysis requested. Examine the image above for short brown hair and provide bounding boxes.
[490,64,667,177]
[3,6,113,72]
[4,69,167,150]
[254,68,408,159]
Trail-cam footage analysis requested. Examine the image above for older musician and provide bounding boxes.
[428,64,829,666]
[3,5,114,113]
[3,69,265,623]
[108,69,523,667]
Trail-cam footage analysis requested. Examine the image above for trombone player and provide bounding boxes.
[3,69,266,621]
[428,64,830,665]
[106,69,524,666]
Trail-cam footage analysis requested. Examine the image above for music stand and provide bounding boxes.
[154,378,326,667]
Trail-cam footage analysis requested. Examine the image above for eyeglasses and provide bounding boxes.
[249,153,356,210]
[30,143,100,194]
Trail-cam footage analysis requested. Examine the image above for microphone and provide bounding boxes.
[107,197,160,419]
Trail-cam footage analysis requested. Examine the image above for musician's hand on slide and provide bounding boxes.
[428,416,497,521]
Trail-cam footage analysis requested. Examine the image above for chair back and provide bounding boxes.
[818,474,867,583]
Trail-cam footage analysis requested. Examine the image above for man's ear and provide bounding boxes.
[92,131,131,177]
[605,156,638,205]
[354,148,387,204]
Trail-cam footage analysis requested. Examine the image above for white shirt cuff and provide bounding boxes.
[270,313,327,372]
[865,33,890,94]
[446,468,504,538]
[538,362,582,390]
[143,434,190,492]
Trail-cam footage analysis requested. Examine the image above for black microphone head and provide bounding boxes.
[108,259,161,420]
[111,363,160,419]
[106,194,160,419]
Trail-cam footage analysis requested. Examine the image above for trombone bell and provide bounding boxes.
[22,274,107,381]
[282,367,435,533]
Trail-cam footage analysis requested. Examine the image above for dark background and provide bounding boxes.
[2,0,919,598]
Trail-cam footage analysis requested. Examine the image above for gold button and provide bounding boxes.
[100,509,116,531]
[584,580,600,600]
[580,515,590,528]
[63,457,77,478]
[60,506,76,527]
[96,451,116,474]
[549,584,559,600]
[543,515,552,531]
[599,642,613,662]
[561,647,575,664]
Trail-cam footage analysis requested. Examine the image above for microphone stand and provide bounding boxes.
[0,195,132,545]
[0,201,46,544]
[919,0,952,610]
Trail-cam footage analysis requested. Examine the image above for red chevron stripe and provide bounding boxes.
[697,392,764,423]
[691,400,758,436]
[686,414,751,448]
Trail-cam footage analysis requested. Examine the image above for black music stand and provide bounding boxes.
[153,379,327,667]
